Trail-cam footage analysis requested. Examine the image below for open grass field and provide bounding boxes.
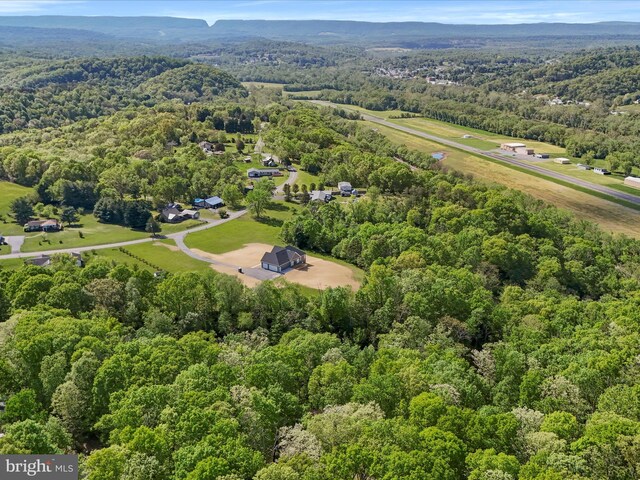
[17,215,145,253]
[0,181,34,234]
[185,202,300,254]
[0,240,212,272]
[293,169,320,188]
[241,82,287,90]
[15,215,203,254]
[365,121,640,238]
[126,240,211,272]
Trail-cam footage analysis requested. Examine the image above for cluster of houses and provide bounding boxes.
[23,219,62,233]
[159,197,225,224]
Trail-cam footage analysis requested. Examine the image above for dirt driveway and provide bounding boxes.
[191,243,361,290]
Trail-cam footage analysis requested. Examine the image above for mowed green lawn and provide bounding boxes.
[0,181,34,234]
[332,103,565,153]
[185,202,300,254]
[92,240,210,272]
[539,158,640,195]
[293,169,321,188]
[18,215,203,253]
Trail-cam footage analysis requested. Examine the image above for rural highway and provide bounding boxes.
[0,209,247,260]
[310,100,640,207]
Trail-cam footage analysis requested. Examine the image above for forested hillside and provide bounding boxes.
[2,105,640,479]
[0,57,244,133]
[2,15,640,480]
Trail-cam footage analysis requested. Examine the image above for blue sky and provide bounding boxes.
[0,1,639,24]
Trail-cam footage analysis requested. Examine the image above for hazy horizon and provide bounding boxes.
[0,0,639,25]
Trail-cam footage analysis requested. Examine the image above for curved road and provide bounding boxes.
[311,100,640,207]
[0,209,247,260]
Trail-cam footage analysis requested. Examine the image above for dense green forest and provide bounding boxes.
[2,19,640,480]
[0,57,244,134]
[2,105,640,480]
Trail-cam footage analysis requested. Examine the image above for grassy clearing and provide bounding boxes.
[126,240,211,272]
[0,181,34,234]
[18,215,203,253]
[20,215,147,252]
[363,121,640,238]
[241,82,286,90]
[293,169,321,188]
[0,257,26,269]
[185,202,301,254]
[242,156,290,187]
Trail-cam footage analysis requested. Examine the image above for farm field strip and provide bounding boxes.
[362,121,640,238]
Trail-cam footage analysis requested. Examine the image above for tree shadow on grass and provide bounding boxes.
[266,202,289,212]
[256,216,283,227]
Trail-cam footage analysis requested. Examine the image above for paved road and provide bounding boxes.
[310,100,640,207]
[275,169,298,196]
[0,209,248,260]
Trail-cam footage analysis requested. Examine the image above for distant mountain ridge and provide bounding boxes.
[1,16,640,44]
[211,19,640,39]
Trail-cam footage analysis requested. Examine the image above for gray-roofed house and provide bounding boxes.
[27,252,83,268]
[24,219,62,232]
[202,196,225,209]
[28,255,52,267]
[160,207,183,223]
[337,182,354,196]
[310,190,333,203]
[248,168,281,178]
[261,245,306,273]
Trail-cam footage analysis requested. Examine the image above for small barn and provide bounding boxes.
[554,157,571,164]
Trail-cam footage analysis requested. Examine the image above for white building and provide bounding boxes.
[624,176,640,189]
